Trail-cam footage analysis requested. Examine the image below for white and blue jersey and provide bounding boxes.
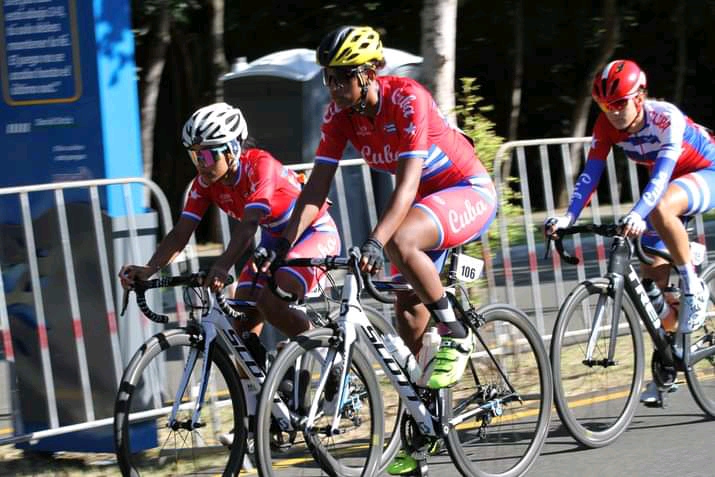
[568,99,715,221]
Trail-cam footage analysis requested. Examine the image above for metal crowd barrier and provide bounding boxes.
[3,136,707,451]
[0,177,186,447]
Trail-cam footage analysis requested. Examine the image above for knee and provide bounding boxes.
[386,230,417,263]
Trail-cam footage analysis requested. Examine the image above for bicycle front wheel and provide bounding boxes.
[685,263,715,416]
[254,328,383,477]
[444,304,552,477]
[551,278,644,448]
[114,329,247,476]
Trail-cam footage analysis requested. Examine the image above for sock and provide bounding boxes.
[677,263,701,295]
[425,294,467,339]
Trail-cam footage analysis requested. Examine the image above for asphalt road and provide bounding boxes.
[383,386,715,477]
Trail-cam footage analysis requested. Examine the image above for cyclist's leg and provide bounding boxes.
[386,179,496,390]
[652,172,715,331]
[255,221,341,338]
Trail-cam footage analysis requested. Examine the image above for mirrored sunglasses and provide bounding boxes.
[596,97,629,113]
[187,144,230,167]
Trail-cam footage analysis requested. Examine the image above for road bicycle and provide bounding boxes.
[254,246,553,477]
[112,271,399,476]
[548,223,715,448]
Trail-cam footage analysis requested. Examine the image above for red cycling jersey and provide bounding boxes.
[183,148,328,235]
[315,75,488,197]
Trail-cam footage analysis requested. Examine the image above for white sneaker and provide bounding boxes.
[680,278,709,332]
[218,430,234,447]
[640,380,678,408]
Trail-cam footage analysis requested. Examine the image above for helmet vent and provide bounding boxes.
[608,79,620,97]
[335,48,351,62]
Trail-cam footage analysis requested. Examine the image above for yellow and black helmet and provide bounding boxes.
[316,26,384,68]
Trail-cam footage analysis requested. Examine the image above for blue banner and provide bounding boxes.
[0,0,142,223]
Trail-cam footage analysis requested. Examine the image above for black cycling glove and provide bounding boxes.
[360,237,384,273]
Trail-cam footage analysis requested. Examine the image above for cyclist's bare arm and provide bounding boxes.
[370,156,421,245]
[206,207,265,290]
[119,215,198,289]
[281,161,337,244]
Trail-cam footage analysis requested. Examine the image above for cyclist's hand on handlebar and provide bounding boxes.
[119,264,158,290]
[544,215,572,238]
[618,211,646,238]
[255,237,291,274]
[359,237,384,275]
[205,262,231,292]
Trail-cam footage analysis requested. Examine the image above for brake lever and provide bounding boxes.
[544,236,553,260]
[120,288,130,316]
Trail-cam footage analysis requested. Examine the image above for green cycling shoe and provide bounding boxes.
[426,328,474,389]
[386,438,443,476]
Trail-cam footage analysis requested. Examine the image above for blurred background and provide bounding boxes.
[135,0,715,237]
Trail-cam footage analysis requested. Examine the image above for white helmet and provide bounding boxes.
[182,102,248,148]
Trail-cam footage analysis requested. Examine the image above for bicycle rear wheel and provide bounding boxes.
[114,329,246,476]
[443,304,552,477]
[551,278,644,448]
[254,328,383,477]
[685,264,715,416]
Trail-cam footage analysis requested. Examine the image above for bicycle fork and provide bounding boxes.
[167,323,218,431]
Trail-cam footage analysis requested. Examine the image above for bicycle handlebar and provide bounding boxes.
[253,246,397,304]
[122,272,241,323]
[546,223,673,266]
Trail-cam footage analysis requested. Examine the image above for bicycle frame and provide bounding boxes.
[585,236,680,369]
[316,262,517,439]
[166,294,293,434]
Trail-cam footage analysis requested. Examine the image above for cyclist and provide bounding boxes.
[119,101,341,353]
[545,59,715,405]
[257,25,496,474]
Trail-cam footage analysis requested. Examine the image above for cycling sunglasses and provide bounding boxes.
[596,97,630,113]
[187,144,230,168]
[322,67,361,89]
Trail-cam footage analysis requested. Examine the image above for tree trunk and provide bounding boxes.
[507,0,523,142]
[209,0,228,101]
[139,1,171,184]
[502,0,524,185]
[673,2,686,106]
[561,0,619,206]
[420,0,458,124]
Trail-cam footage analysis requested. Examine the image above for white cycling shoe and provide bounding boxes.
[680,279,709,332]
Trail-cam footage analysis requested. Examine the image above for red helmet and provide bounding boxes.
[592,60,647,108]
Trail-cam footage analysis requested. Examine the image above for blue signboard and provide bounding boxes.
[0,0,148,454]
[0,0,143,223]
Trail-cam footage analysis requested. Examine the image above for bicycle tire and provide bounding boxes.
[329,303,404,473]
[551,278,644,448]
[114,328,247,476]
[254,328,383,477]
[443,304,552,477]
[685,263,715,416]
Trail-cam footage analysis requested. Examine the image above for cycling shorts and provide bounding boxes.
[642,167,715,252]
[391,176,497,278]
[238,213,341,296]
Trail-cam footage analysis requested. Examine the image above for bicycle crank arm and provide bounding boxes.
[581,358,617,367]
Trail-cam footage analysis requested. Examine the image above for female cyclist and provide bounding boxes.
[545,59,715,404]
[261,25,496,392]
[119,101,341,350]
